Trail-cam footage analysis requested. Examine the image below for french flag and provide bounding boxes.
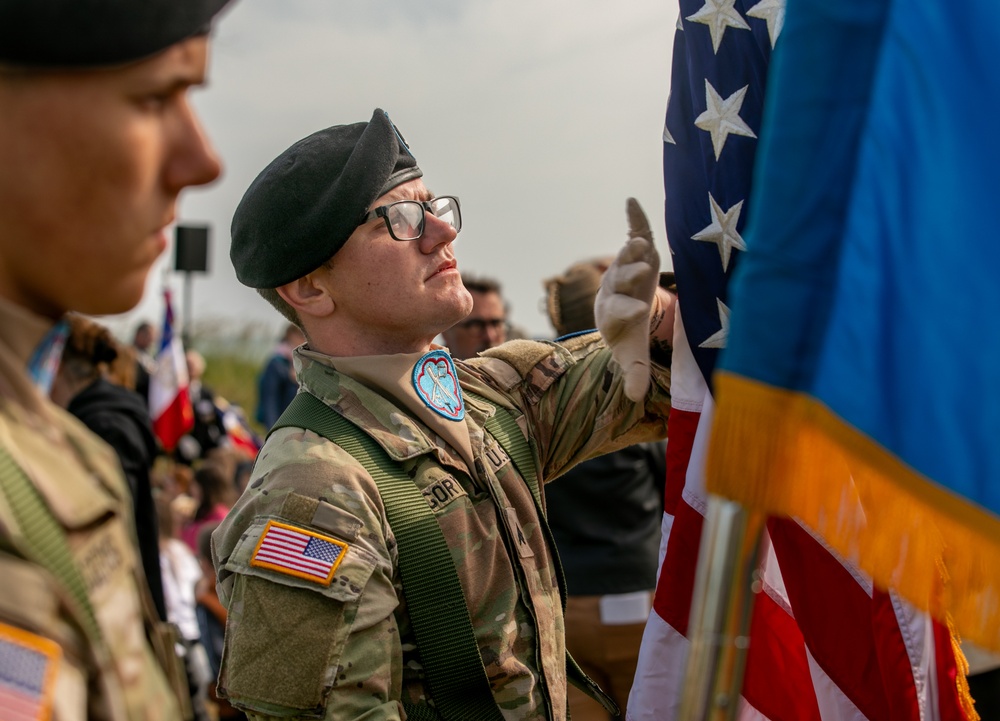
[148,288,193,452]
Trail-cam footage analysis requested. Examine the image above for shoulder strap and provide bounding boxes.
[271,393,504,721]
[479,403,542,508]
[468,396,619,717]
[0,444,104,648]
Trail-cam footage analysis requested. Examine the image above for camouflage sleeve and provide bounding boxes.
[473,332,671,481]
[213,428,404,720]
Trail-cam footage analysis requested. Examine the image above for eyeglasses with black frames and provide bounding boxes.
[363,196,462,241]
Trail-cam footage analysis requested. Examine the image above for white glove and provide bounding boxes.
[594,198,661,402]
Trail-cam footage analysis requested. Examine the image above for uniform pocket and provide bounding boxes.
[218,515,380,715]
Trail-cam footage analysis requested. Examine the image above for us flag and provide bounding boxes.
[251,521,348,585]
[0,625,59,721]
[626,1,973,719]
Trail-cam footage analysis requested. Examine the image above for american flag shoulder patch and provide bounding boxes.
[250,520,349,586]
[0,621,61,721]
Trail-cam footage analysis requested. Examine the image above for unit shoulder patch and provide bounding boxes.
[412,350,465,421]
[0,621,61,721]
[250,520,349,586]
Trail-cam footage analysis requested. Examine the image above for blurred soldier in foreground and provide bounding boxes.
[214,109,676,720]
[0,0,234,717]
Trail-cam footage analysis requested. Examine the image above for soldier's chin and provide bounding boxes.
[76,279,147,317]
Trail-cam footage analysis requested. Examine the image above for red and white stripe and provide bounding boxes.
[148,289,193,452]
[627,307,969,721]
[0,683,44,721]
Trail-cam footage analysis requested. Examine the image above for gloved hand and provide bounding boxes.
[594,198,661,402]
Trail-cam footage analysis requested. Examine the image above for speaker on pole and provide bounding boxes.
[175,225,210,272]
[174,224,210,347]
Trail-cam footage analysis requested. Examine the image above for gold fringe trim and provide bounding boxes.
[946,616,979,721]
[706,372,1000,653]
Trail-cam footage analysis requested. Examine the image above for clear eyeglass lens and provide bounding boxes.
[388,202,425,240]
[430,197,461,232]
[381,197,461,240]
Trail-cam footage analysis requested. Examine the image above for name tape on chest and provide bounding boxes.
[0,622,61,721]
[422,476,468,512]
[412,350,465,421]
[77,530,126,596]
[250,520,349,586]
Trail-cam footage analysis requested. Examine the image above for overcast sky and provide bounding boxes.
[107,0,680,343]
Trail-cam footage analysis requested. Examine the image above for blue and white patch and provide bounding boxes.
[412,350,465,421]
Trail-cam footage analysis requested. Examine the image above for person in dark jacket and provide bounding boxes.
[51,313,167,621]
[254,322,304,429]
[543,258,672,721]
[131,320,157,406]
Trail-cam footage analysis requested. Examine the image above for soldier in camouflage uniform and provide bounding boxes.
[216,109,676,720]
[0,1,234,718]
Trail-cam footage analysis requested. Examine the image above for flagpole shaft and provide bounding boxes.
[182,269,193,349]
[678,495,764,721]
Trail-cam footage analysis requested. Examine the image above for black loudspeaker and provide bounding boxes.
[175,225,210,272]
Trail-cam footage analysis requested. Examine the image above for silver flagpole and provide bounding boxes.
[678,495,765,721]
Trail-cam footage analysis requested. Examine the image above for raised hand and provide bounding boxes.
[594,198,661,401]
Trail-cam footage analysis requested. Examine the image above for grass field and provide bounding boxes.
[187,320,277,435]
[201,352,263,431]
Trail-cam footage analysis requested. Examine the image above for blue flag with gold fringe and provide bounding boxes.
[707,0,1000,651]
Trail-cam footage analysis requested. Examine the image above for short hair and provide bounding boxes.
[196,521,221,563]
[193,463,231,520]
[462,274,502,297]
[257,287,302,327]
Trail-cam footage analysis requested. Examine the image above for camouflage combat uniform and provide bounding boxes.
[213,332,671,720]
[0,299,179,721]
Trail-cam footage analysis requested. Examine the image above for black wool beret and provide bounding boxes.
[0,0,234,67]
[230,108,423,289]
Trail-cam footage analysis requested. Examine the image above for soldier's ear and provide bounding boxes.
[276,269,336,320]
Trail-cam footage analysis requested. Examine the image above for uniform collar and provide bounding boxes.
[0,297,62,416]
[296,346,489,479]
[0,298,123,525]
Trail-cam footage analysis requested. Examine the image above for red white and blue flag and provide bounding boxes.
[0,622,60,721]
[217,396,262,458]
[626,1,972,719]
[148,288,194,452]
[250,521,348,585]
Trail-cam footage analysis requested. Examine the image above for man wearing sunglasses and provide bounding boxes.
[215,108,676,721]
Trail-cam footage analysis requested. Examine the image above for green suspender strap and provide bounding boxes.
[469,394,619,717]
[273,391,618,719]
[271,392,505,721]
[0,445,104,649]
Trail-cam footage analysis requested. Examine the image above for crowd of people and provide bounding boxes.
[47,312,259,719]
[0,1,996,721]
